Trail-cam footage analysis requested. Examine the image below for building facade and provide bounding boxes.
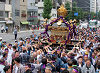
[36,0,57,24]
[96,0,100,12]
[36,0,44,23]
[27,0,38,29]
[20,0,28,30]
[72,0,90,12]
[90,0,96,13]
[0,0,13,32]
[12,0,28,31]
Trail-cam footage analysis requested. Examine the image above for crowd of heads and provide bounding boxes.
[0,26,100,73]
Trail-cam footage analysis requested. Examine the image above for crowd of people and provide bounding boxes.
[1,25,8,33]
[0,26,100,73]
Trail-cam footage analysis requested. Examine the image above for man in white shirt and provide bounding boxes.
[3,65,11,73]
[13,57,25,73]
[7,44,14,65]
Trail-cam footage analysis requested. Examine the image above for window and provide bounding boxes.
[9,0,11,4]
[0,11,4,17]
[5,11,9,17]
[38,14,40,16]
[35,2,38,4]
[39,7,43,9]
[52,14,56,17]
[21,10,26,17]
[15,10,20,16]
[0,18,4,21]
[30,3,32,6]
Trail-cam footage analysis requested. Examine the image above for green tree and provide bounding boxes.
[90,12,96,19]
[65,2,71,14]
[72,1,78,13]
[42,0,52,19]
[72,1,78,20]
[65,1,88,21]
[65,2,72,21]
[72,2,84,21]
[65,11,73,21]
[77,8,84,20]
[83,11,90,21]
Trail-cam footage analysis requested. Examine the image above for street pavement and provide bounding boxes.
[0,29,45,44]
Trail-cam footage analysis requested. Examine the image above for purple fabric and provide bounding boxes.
[43,64,45,68]
[73,69,79,73]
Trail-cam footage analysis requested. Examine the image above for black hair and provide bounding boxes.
[42,58,47,64]
[27,64,31,68]
[23,50,27,53]
[86,46,90,49]
[13,46,16,50]
[15,51,19,54]
[14,57,20,63]
[96,47,100,51]
[39,46,43,49]
[36,48,39,50]
[19,37,23,41]
[97,64,100,69]
[68,60,73,66]
[77,56,83,60]
[3,52,7,57]
[3,41,6,43]
[51,55,57,61]
[9,44,12,46]
[3,65,10,72]
[61,57,67,63]
[28,47,32,51]
[72,59,77,65]
[61,69,69,73]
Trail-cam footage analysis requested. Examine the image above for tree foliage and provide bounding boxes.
[90,12,96,19]
[42,0,52,19]
[65,1,88,21]
[65,2,71,14]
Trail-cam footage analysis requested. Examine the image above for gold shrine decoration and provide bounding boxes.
[57,4,67,17]
[48,26,69,31]
[50,30,69,43]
